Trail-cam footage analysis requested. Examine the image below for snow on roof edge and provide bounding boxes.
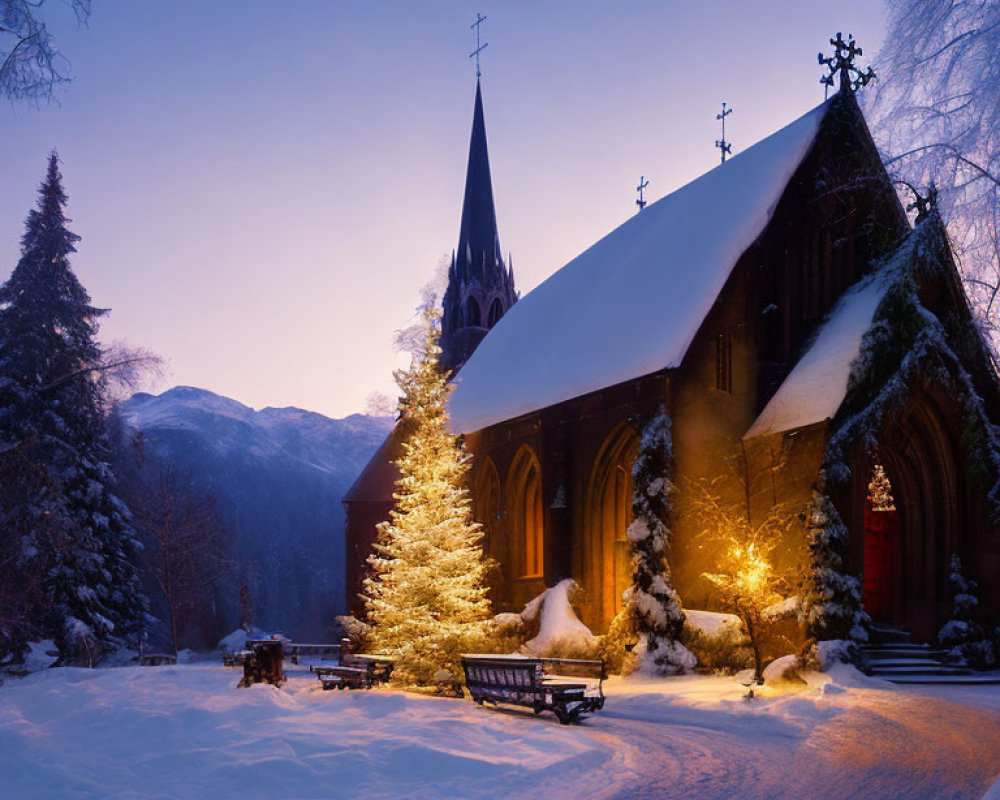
[449,99,832,435]
[743,275,888,440]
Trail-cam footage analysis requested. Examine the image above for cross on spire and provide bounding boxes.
[905,183,939,223]
[636,176,649,212]
[818,32,876,98]
[715,102,733,164]
[470,13,488,78]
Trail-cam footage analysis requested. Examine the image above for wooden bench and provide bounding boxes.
[139,652,177,667]
[461,655,606,724]
[310,653,396,690]
[285,643,341,665]
[222,649,250,667]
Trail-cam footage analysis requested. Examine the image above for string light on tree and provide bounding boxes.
[867,463,896,512]
[362,308,492,687]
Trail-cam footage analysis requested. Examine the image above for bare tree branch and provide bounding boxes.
[0,0,90,104]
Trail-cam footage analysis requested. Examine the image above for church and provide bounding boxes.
[345,59,1000,646]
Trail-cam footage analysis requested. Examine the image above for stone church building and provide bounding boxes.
[345,75,1000,644]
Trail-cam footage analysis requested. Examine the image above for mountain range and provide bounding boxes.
[117,386,393,641]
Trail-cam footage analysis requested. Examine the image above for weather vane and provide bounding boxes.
[636,176,649,211]
[715,102,733,164]
[470,13,488,78]
[819,33,876,98]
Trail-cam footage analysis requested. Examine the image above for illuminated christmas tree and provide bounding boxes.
[867,464,896,512]
[362,308,492,686]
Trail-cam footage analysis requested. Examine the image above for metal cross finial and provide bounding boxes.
[636,176,649,212]
[470,13,488,78]
[715,102,733,164]
[818,32,876,98]
[904,182,939,223]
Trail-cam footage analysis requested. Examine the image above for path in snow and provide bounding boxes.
[600,677,1000,800]
[0,663,998,800]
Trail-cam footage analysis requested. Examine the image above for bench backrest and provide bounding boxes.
[461,657,543,688]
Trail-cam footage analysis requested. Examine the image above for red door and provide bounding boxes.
[863,503,898,623]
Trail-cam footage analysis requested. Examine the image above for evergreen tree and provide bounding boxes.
[938,554,995,668]
[622,409,694,676]
[799,471,870,664]
[362,308,491,686]
[0,153,145,664]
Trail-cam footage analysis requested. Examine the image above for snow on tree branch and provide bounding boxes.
[867,0,1000,345]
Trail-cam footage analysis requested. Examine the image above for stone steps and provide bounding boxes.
[869,665,972,677]
[876,673,1000,685]
[862,631,1000,684]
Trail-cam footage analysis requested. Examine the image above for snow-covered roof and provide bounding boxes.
[449,100,830,434]
[743,276,887,439]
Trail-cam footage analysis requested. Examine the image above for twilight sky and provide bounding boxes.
[0,0,885,419]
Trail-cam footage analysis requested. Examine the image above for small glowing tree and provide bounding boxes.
[362,308,492,687]
[688,470,800,686]
[703,537,784,685]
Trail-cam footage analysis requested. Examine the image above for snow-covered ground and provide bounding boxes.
[1,662,999,800]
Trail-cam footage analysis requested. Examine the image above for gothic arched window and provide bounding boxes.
[587,424,639,630]
[465,296,481,328]
[474,459,501,560]
[487,297,503,328]
[474,459,504,600]
[508,447,543,579]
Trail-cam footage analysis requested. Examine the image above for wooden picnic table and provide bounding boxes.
[310,653,397,690]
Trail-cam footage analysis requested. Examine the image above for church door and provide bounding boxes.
[863,464,898,624]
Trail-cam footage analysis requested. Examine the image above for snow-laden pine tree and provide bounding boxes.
[362,308,491,686]
[799,471,870,664]
[622,409,694,675]
[938,554,995,668]
[0,153,145,664]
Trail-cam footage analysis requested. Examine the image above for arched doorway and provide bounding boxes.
[863,463,898,623]
[858,391,962,638]
[586,424,639,632]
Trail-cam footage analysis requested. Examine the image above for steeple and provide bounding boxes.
[456,80,501,283]
[441,79,517,372]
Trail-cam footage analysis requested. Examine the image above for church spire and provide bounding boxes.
[456,79,500,283]
[441,77,517,372]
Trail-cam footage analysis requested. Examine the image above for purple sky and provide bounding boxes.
[0,1,885,418]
